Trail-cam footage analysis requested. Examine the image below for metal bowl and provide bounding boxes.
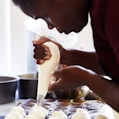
[18,73,38,99]
[0,76,19,104]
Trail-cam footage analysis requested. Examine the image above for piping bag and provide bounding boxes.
[24,18,79,49]
[24,17,78,106]
[37,42,60,106]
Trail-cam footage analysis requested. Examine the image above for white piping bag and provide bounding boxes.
[24,17,78,105]
[25,17,79,48]
[37,42,60,106]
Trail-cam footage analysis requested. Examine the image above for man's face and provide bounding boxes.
[19,0,90,34]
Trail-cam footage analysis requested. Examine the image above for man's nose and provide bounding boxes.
[43,17,55,29]
[47,22,55,29]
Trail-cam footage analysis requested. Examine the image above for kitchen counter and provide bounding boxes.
[0,99,118,119]
[0,99,25,116]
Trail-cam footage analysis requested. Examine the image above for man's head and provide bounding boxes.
[12,0,91,34]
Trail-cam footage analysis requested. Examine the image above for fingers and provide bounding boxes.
[49,69,68,91]
[49,66,86,92]
[33,45,51,59]
[32,36,50,45]
[32,36,65,65]
[33,37,52,64]
[33,36,62,51]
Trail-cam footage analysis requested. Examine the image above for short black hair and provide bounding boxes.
[12,0,29,5]
[12,0,38,6]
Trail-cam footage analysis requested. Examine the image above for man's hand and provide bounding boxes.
[33,36,66,64]
[33,37,52,64]
[49,65,92,91]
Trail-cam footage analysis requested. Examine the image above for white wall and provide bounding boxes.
[10,2,38,75]
[0,0,11,75]
[0,1,94,76]
[0,1,36,75]
[10,2,28,75]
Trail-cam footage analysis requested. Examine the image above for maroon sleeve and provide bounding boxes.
[90,0,119,80]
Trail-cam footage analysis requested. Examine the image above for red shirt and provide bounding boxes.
[90,0,119,81]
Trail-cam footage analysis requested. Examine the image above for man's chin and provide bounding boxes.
[56,24,85,34]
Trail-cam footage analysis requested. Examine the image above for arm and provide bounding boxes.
[61,49,105,75]
[49,65,119,112]
[86,71,119,112]
[33,37,105,75]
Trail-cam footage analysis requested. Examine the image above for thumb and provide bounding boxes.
[49,69,66,91]
[32,37,50,45]
[52,69,63,79]
[48,78,63,91]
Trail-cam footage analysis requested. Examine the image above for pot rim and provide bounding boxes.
[18,73,38,80]
[0,76,19,83]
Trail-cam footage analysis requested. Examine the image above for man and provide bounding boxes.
[12,0,119,112]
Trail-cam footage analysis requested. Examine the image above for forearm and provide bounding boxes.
[61,49,105,75]
[86,71,119,112]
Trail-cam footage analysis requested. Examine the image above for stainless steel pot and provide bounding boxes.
[0,76,19,104]
[18,73,38,99]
